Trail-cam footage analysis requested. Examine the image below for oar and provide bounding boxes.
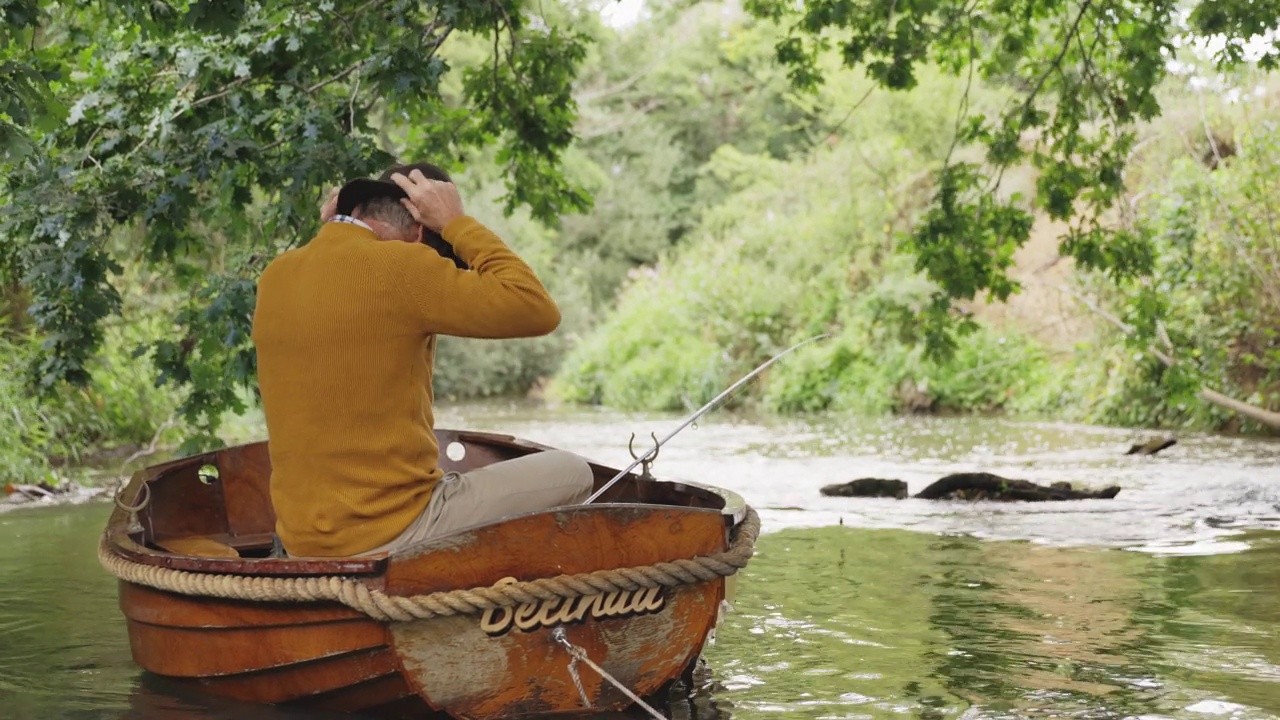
[582,333,829,504]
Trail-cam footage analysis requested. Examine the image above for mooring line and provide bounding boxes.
[551,628,668,720]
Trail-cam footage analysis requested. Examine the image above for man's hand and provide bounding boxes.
[319,186,339,222]
[389,169,465,233]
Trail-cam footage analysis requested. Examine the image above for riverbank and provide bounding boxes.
[3,404,1279,720]
[55,399,1267,553]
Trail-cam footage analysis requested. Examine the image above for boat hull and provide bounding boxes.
[119,582,437,717]
[105,432,747,719]
[385,504,726,718]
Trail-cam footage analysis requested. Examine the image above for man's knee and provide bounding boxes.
[539,450,594,496]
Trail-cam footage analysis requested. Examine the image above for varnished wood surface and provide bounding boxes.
[359,694,449,720]
[214,442,276,536]
[107,430,748,719]
[107,527,389,577]
[190,648,401,703]
[120,581,416,712]
[120,582,366,628]
[143,462,229,541]
[126,617,389,676]
[384,504,726,594]
[385,505,728,719]
[151,536,241,558]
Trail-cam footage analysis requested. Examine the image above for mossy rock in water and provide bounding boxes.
[1126,437,1177,456]
[914,472,1120,502]
[820,478,909,499]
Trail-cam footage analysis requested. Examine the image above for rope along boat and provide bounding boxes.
[98,428,757,719]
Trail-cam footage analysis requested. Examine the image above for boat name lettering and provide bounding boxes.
[479,577,666,636]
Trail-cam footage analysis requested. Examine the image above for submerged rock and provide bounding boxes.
[914,472,1120,502]
[1126,437,1177,456]
[820,478,909,499]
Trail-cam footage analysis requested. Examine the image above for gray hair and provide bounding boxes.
[355,196,416,230]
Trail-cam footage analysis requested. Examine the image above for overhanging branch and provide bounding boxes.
[1048,281,1280,430]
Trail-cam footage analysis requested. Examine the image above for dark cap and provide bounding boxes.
[334,177,407,217]
[338,160,467,269]
[335,161,454,216]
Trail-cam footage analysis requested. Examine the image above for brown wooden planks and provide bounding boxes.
[215,443,277,537]
[358,694,447,720]
[120,582,366,629]
[189,648,403,704]
[384,505,727,719]
[106,432,747,719]
[286,671,419,713]
[126,617,388,677]
[108,531,387,576]
[384,505,726,595]
[143,463,229,541]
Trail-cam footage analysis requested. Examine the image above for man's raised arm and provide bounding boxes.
[383,171,560,338]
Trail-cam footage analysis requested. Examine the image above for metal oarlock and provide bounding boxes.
[584,332,829,504]
[628,432,660,481]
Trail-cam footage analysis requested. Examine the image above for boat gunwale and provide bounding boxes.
[104,430,748,580]
[104,497,738,577]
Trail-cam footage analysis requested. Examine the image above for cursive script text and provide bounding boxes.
[479,577,666,636]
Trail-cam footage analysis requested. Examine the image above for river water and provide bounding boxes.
[3,401,1279,719]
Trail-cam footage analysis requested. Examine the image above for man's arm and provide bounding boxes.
[382,216,561,338]
[379,169,560,338]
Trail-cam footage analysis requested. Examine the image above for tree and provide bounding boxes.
[743,0,1280,427]
[743,0,1278,350]
[1,0,589,446]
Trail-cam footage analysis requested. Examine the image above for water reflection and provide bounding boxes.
[3,403,1280,720]
[703,526,1280,719]
[2,505,1279,719]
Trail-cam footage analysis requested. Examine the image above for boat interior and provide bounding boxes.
[108,429,742,576]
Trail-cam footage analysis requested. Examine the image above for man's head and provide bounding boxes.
[333,161,468,266]
[350,195,420,243]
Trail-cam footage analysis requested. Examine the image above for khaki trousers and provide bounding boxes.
[358,450,594,556]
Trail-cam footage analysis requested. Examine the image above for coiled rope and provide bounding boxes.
[98,506,759,623]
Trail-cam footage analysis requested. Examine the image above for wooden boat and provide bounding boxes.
[99,428,757,719]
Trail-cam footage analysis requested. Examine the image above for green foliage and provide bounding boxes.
[1,0,593,448]
[4,0,1279,462]
[552,271,735,411]
[1076,110,1280,431]
[560,5,842,307]
[0,336,54,483]
[759,293,1052,416]
[42,318,182,462]
[552,78,1051,415]
[743,0,1276,356]
[0,319,181,483]
[430,171,594,401]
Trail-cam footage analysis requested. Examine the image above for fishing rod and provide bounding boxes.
[583,333,829,504]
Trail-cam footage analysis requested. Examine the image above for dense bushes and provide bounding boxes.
[0,320,180,483]
[1069,104,1280,432]
[550,104,1055,416]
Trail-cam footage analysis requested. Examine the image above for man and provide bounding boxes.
[318,162,469,268]
[252,163,594,558]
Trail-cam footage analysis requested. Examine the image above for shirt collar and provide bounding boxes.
[329,214,373,232]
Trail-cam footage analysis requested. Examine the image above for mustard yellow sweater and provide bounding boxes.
[251,216,560,557]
